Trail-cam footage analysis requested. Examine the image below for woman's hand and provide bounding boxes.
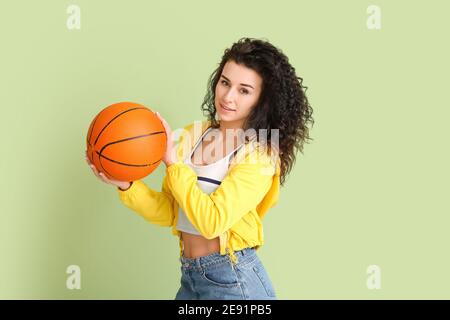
[155,111,176,167]
[85,151,132,190]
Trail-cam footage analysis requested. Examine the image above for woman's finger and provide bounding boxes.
[99,172,126,188]
[98,172,111,183]
[91,168,100,180]
[157,114,171,137]
[95,169,112,184]
[87,158,120,186]
[90,164,102,180]
[156,112,168,126]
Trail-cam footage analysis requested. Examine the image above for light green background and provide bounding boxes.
[1,0,449,299]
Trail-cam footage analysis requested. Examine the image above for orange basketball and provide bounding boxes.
[86,101,167,182]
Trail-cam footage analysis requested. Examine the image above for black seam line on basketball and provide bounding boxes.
[93,107,147,146]
[98,131,165,156]
[95,151,162,167]
[99,156,115,179]
[96,150,114,179]
[197,176,221,185]
[87,113,100,147]
[88,113,101,146]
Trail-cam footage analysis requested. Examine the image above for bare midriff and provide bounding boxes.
[181,232,220,258]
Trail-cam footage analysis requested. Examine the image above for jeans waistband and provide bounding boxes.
[180,247,256,270]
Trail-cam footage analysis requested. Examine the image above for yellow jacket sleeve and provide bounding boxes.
[117,175,175,227]
[165,149,276,239]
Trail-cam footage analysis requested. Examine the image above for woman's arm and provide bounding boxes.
[117,175,175,227]
[165,149,277,239]
[86,150,175,226]
[116,111,178,226]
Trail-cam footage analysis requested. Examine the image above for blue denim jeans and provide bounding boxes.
[175,247,277,300]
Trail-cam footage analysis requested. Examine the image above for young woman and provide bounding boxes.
[86,37,314,300]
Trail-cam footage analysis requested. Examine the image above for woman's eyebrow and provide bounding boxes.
[221,75,254,89]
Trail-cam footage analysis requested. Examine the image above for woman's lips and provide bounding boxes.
[220,103,236,112]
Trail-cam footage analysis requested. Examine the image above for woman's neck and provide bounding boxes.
[217,120,246,147]
[218,119,243,134]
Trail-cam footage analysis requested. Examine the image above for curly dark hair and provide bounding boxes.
[200,37,314,186]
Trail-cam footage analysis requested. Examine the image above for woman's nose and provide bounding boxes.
[223,87,237,102]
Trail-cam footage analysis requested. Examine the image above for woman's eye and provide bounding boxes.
[221,80,249,94]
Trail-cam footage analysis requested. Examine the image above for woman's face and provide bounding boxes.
[214,60,263,126]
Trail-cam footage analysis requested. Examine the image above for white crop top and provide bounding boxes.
[176,127,245,235]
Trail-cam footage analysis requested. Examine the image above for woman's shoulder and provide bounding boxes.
[229,138,281,175]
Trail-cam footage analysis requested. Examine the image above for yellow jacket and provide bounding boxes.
[117,120,280,264]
